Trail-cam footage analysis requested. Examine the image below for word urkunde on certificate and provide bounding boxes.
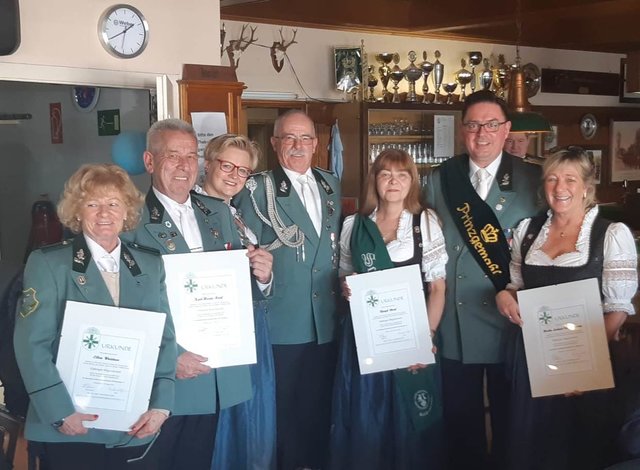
[56,301,166,431]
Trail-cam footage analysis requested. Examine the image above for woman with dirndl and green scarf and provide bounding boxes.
[328,149,448,470]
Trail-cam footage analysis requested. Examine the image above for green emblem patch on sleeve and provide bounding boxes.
[19,288,40,318]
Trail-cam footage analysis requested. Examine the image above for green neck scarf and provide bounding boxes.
[350,213,393,273]
[348,212,442,432]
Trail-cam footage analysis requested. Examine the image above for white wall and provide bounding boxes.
[0,0,222,116]
[224,20,636,108]
[0,82,151,264]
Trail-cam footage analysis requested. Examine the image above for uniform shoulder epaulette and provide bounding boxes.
[125,241,161,256]
[523,155,545,166]
[314,167,335,175]
[40,239,73,252]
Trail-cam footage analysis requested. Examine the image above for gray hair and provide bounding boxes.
[147,118,196,155]
[273,109,314,137]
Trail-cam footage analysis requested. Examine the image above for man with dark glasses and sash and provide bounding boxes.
[423,90,542,470]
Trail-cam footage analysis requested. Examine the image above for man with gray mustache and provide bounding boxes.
[235,110,342,470]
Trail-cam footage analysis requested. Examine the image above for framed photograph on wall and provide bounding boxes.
[619,59,640,104]
[583,147,604,185]
[609,120,640,182]
[334,47,362,93]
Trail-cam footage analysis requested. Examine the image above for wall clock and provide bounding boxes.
[98,4,149,59]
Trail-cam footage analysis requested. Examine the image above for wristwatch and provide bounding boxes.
[52,419,65,429]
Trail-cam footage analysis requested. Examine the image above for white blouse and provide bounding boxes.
[339,208,448,283]
[508,206,638,315]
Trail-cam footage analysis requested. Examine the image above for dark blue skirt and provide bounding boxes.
[328,315,446,470]
[505,324,618,470]
[211,300,276,470]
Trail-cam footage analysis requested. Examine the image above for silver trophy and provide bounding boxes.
[390,53,405,103]
[455,58,473,102]
[468,51,483,93]
[480,58,493,91]
[432,50,444,104]
[375,53,395,102]
[404,51,423,103]
[442,82,458,105]
[418,51,434,104]
[366,65,378,102]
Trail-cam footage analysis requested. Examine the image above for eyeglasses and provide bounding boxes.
[274,134,316,146]
[462,120,508,133]
[217,159,252,178]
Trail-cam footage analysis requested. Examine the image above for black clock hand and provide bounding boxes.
[108,23,134,41]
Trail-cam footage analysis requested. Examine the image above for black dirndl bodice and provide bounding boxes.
[506,213,617,470]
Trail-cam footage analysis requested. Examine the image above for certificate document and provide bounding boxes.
[518,278,614,398]
[346,264,435,375]
[162,250,256,368]
[56,301,166,431]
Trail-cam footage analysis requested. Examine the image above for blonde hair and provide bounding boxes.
[543,147,597,210]
[203,133,260,170]
[359,149,422,216]
[58,164,144,233]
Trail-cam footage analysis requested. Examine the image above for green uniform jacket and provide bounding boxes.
[424,153,542,364]
[234,166,341,345]
[121,189,252,415]
[14,236,177,447]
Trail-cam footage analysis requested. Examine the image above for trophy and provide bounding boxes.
[442,82,458,105]
[492,54,510,99]
[375,53,394,102]
[390,53,405,103]
[403,51,423,103]
[432,50,444,104]
[455,58,473,102]
[366,65,378,102]
[418,51,434,104]
[480,58,493,91]
[468,51,483,93]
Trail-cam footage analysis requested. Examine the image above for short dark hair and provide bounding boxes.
[462,90,510,122]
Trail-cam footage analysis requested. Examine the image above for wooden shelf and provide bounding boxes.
[368,134,433,143]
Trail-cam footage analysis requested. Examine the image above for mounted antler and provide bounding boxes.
[225,24,258,70]
[270,27,298,73]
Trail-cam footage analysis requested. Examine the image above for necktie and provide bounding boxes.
[233,212,254,248]
[177,204,203,252]
[474,168,491,200]
[297,175,321,235]
[97,254,118,273]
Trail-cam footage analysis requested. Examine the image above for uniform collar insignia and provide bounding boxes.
[191,195,212,216]
[312,168,334,195]
[121,244,142,276]
[146,189,165,223]
[72,236,92,273]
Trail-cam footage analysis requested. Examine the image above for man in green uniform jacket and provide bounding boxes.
[235,110,341,470]
[423,91,542,470]
[123,119,252,470]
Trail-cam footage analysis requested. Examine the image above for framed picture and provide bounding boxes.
[583,147,604,185]
[334,47,362,93]
[609,120,640,182]
[619,59,640,103]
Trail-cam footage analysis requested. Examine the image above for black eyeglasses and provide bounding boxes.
[217,159,252,178]
[462,120,508,133]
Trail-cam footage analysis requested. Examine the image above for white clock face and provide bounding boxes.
[99,5,148,58]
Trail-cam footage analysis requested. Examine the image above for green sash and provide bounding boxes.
[349,213,442,431]
[440,155,511,291]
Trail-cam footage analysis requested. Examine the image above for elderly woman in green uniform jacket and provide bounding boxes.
[14,164,177,470]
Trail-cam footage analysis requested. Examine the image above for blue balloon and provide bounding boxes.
[111,132,146,175]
